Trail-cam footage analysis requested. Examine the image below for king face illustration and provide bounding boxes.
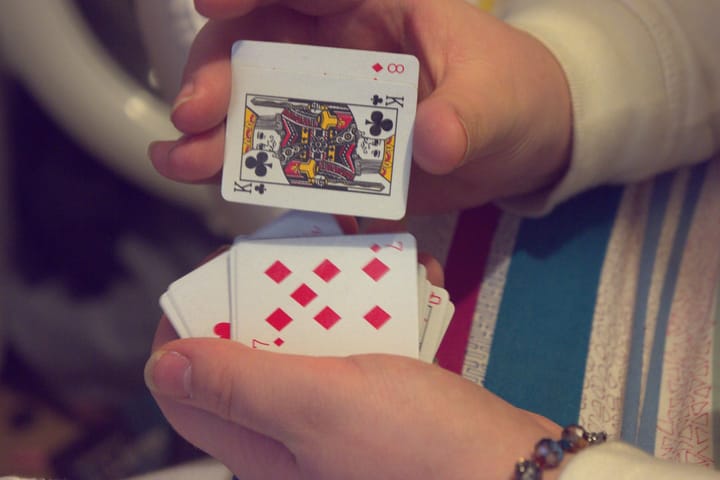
[240,95,397,194]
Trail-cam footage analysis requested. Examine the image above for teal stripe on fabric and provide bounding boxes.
[620,172,674,444]
[713,284,720,469]
[637,163,708,452]
[483,186,622,427]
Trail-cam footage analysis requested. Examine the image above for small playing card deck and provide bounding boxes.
[221,41,419,220]
[159,212,454,362]
[161,43,452,361]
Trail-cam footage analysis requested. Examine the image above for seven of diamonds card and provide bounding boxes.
[221,41,419,220]
[231,233,419,357]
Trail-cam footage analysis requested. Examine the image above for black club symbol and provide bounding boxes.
[245,152,272,177]
[255,184,267,194]
[366,110,394,137]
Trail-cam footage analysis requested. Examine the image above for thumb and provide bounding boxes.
[412,88,469,176]
[144,339,351,442]
[413,60,512,179]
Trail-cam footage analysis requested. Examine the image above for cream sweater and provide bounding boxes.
[501,0,720,215]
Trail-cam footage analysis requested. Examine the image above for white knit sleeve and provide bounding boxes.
[496,0,720,215]
[558,442,720,480]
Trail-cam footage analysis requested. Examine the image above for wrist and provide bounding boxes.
[513,425,607,480]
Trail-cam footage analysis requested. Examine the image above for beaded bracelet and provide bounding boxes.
[514,424,607,480]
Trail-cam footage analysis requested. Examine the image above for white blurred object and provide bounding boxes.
[129,457,232,480]
[0,0,281,236]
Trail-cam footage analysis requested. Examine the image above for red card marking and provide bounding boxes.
[370,241,404,253]
[265,261,292,283]
[362,258,390,281]
[313,259,341,283]
[213,322,231,339]
[364,305,391,329]
[266,308,293,331]
[384,241,404,251]
[290,283,317,307]
[314,306,341,329]
[252,339,270,349]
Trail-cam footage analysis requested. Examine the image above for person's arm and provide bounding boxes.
[498,0,720,215]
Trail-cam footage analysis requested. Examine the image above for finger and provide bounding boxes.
[414,9,572,202]
[170,20,239,134]
[335,215,360,235]
[417,252,444,287]
[413,65,513,182]
[359,218,407,234]
[410,7,514,176]
[195,0,364,19]
[413,94,468,176]
[145,339,357,443]
[172,6,330,134]
[148,124,225,183]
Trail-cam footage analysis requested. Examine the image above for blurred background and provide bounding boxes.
[0,1,277,477]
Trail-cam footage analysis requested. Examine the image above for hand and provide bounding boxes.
[145,253,564,480]
[149,0,572,213]
[145,330,563,479]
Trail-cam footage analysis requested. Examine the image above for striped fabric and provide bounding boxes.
[438,156,720,469]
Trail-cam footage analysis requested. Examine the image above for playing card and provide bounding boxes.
[224,40,420,85]
[167,252,232,339]
[231,233,419,357]
[229,211,344,328]
[438,301,454,346]
[221,41,419,220]
[416,265,429,345]
[162,212,343,339]
[160,292,190,339]
[419,285,451,363]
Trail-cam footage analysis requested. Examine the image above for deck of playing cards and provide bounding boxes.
[159,212,454,362]
[221,41,419,220]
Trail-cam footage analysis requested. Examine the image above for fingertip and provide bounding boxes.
[170,82,226,135]
[171,80,196,115]
[148,140,181,179]
[145,350,192,399]
[418,252,444,288]
[413,97,467,175]
[151,126,226,183]
[170,20,235,134]
[335,215,359,234]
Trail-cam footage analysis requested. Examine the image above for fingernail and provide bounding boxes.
[172,80,195,112]
[144,350,192,399]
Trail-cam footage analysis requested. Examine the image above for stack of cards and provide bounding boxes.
[160,212,454,363]
[220,41,419,220]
